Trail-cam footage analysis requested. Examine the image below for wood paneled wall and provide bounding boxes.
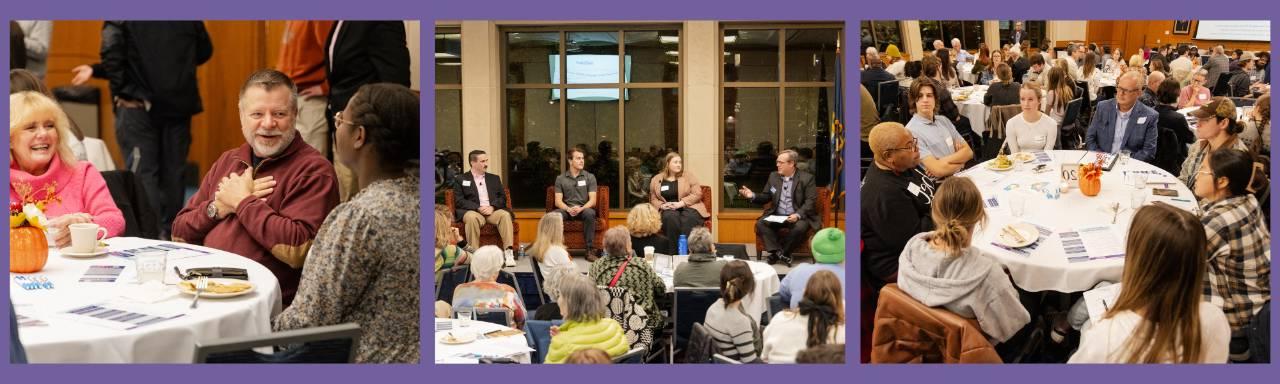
[1086,21,1270,57]
[44,21,281,180]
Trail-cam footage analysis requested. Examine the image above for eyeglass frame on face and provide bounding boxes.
[882,138,920,157]
[334,111,356,128]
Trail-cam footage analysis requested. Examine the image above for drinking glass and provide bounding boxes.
[1009,193,1028,217]
[1131,189,1146,209]
[134,251,167,284]
[456,308,474,327]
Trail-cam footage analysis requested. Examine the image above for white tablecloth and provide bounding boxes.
[653,254,781,318]
[1098,73,1118,88]
[434,318,532,364]
[10,237,282,363]
[954,85,990,134]
[958,151,1198,292]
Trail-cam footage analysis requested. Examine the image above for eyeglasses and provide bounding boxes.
[1116,87,1142,95]
[884,138,920,154]
[334,111,356,127]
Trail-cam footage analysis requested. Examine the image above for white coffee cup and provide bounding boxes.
[69,223,107,253]
[643,246,655,258]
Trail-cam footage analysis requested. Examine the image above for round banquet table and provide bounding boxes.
[953,85,990,134]
[957,150,1199,293]
[434,318,533,364]
[652,254,781,319]
[10,237,282,363]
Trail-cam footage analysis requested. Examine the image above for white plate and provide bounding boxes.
[439,331,477,345]
[178,278,255,298]
[996,223,1039,248]
[59,246,109,258]
[1012,152,1035,163]
[985,160,1014,171]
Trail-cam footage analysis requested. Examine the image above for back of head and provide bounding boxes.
[531,212,565,262]
[559,273,605,323]
[346,83,421,171]
[470,246,505,281]
[796,344,847,364]
[719,260,755,304]
[687,226,713,254]
[1208,148,1266,197]
[921,54,940,79]
[1254,94,1270,126]
[603,226,632,259]
[1110,203,1207,363]
[810,227,846,264]
[565,348,612,364]
[930,176,986,256]
[626,204,662,237]
[867,56,884,70]
[996,63,1012,83]
[434,210,453,247]
[799,270,844,347]
[9,69,47,95]
[1157,78,1181,105]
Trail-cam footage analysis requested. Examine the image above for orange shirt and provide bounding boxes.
[277,20,335,94]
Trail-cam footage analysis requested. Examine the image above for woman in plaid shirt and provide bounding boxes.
[1192,148,1270,361]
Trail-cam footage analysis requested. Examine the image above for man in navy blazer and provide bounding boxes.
[454,150,516,266]
[1085,71,1159,162]
[738,149,819,266]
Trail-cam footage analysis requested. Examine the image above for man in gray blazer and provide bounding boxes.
[738,149,819,266]
[1085,71,1159,162]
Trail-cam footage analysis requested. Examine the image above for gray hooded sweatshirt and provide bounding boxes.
[896,232,1031,343]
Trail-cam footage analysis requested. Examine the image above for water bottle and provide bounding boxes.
[518,243,527,260]
[678,235,688,256]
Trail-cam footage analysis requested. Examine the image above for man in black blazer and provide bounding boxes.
[738,149,819,266]
[455,150,516,267]
[324,20,411,200]
[861,57,897,107]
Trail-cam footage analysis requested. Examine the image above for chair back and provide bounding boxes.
[612,347,647,364]
[472,307,515,327]
[870,284,1001,363]
[714,243,749,260]
[1213,74,1233,96]
[1231,97,1257,107]
[436,265,472,304]
[673,287,721,353]
[685,322,715,364]
[523,319,564,364]
[530,256,550,305]
[1061,97,1083,130]
[876,80,900,118]
[194,323,361,363]
[100,170,159,239]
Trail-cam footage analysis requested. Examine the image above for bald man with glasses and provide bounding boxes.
[860,122,937,288]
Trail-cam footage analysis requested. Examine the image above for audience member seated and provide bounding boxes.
[531,211,574,274]
[779,228,845,308]
[649,152,710,253]
[534,267,578,321]
[9,91,124,247]
[1227,52,1259,98]
[1081,52,1101,101]
[627,203,670,256]
[1086,70,1159,162]
[1005,84,1058,152]
[452,246,526,329]
[897,177,1030,344]
[1179,69,1213,108]
[1069,204,1230,363]
[454,149,516,266]
[762,270,845,363]
[554,147,601,260]
[673,227,726,288]
[703,260,763,363]
[171,70,340,305]
[1022,51,1045,86]
[565,348,614,364]
[1241,94,1270,155]
[905,79,972,178]
[1179,98,1250,191]
[861,122,937,287]
[1153,78,1197,176]
[795,343,845,364]
[434,208,469,271]
[1140,71,1165,107]
[1193,149,1270,362]
[1042,66,1075,124]
[978,51,1004,86]
[545,274,629,364]
[737,149,820,266]
[982,63,1021,107]
[862,56,897,97]
[274,82,420,364]
[589,226,667,333]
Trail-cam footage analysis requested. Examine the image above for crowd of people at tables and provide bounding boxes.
[10,68,422,364]
[435,148,847,364]
[860,34,1271,362]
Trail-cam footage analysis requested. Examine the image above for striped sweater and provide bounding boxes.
[703,299,762,363]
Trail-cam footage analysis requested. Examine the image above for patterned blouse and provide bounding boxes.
[1200,194,1271,334]
[588,254,667,330]
[274,175,421,363]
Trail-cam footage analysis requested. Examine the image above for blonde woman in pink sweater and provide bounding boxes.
[10,91,124,247]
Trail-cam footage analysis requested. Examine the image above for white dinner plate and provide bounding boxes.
[996,223,1039,248]
[59,246,109,258]
[178,278,256,299]
[439,331,477,345]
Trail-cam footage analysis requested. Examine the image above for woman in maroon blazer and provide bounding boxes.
[648,152,711,253]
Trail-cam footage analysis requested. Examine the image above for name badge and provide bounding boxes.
[907,182,922,196]
[660,185,670,191]
[1137,117,1147,124]
[1035,135,1046,143]
[770,187,777,194]
[1199,93,1208,100]
[577,180,587,187]
[461,180,471,187]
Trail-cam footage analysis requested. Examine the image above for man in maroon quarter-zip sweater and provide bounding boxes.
[172,69,340,306]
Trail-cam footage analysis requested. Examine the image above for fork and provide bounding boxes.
[190,276,207,309]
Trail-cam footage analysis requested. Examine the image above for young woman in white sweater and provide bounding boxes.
[1004,84,1059,152]
[703,260,762,363]
[1069,203,1230,363]
[762,270,845,363]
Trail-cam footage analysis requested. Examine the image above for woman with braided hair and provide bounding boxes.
[704,260,763,363]
[762,270,845,363]
[897,176,1030,344]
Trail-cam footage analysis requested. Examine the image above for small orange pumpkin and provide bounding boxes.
[1078,164,1102,196]
[10,225,49,273]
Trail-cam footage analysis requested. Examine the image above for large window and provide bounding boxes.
[722,24,841,210]
[919,21,984,51]
[860,21,902,53]
[504,27,681,209]
[435,27,462,204]
[999,20,1046,49]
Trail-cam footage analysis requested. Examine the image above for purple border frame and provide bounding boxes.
[3,0,1276,383]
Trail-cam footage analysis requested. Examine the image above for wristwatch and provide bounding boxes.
[206,201,219,220]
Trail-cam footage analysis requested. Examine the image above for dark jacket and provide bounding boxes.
[1011,57,1030,86]
[1227,69,1253,97]
[861,68,897,105]
[631,234,671,258]
[1154,104,1196,175]
[171,133,340,305]
[9,21,24,70]
[983,81,1022,107]
[90,21,212,117]
[748,171,819,229]
[324,21,411,121]
[452,171,507,221]
[860,165,935,286]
